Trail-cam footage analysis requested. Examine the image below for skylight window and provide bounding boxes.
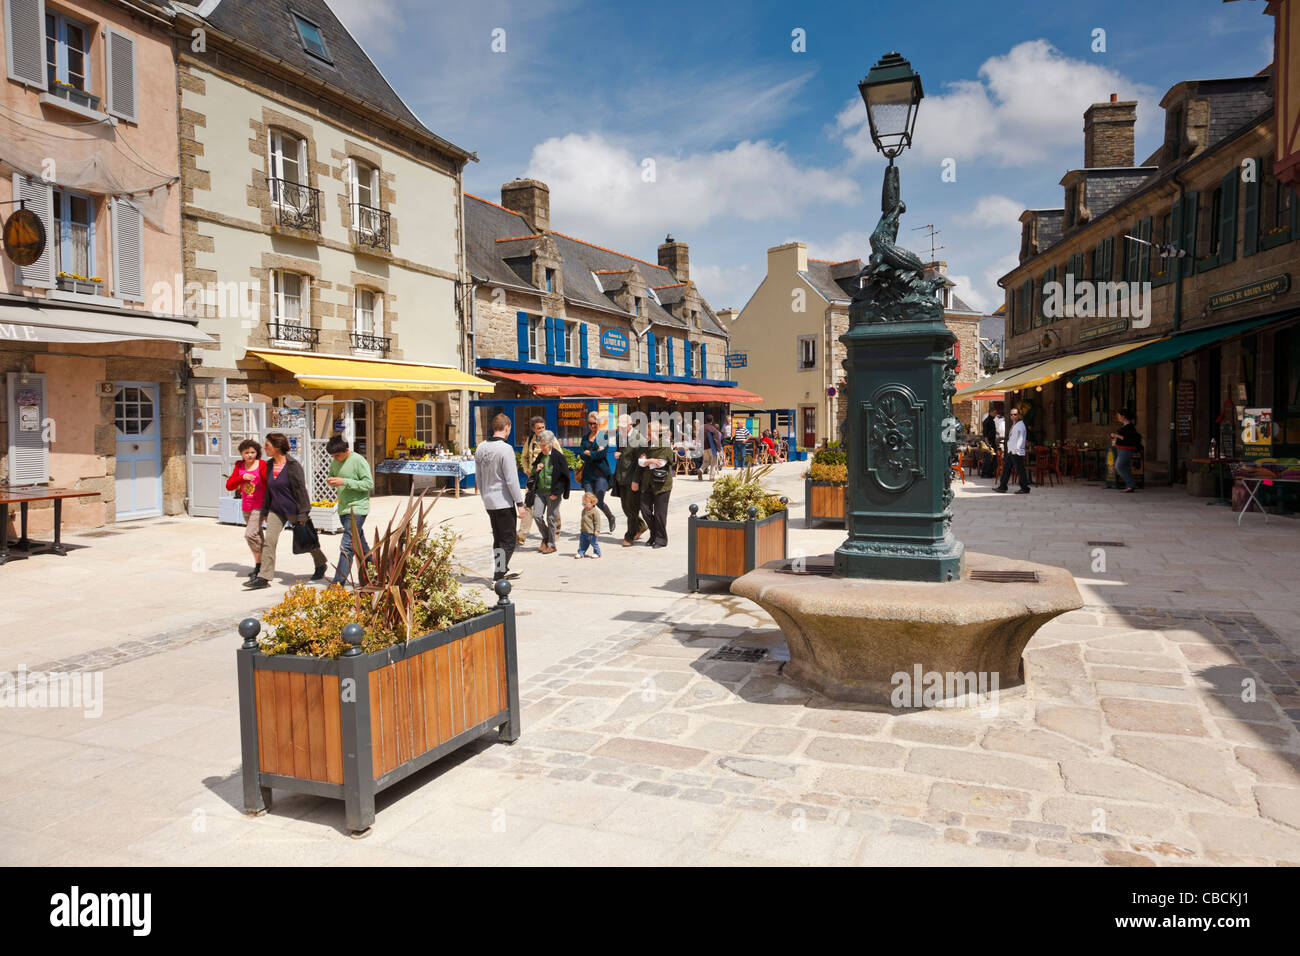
[646,287,661,305]
[292,12,332,63]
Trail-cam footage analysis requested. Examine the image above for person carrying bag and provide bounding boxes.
[246,432,328,589]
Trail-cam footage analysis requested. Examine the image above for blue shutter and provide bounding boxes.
[699,344,707,379]
[684,340,692,378]
[667,336,675,376]
[579,323,589,368]
[647,331,657,376]
[544,317,556,365]
[1242,157,1262,257]
[556,320,566,364]
[516,312,529,360]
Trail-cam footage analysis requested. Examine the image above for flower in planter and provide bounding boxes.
[807,461,848,483]
[704,463,786,521]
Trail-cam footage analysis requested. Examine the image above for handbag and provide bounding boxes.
[650,466,669,485]
[291,518,321,554]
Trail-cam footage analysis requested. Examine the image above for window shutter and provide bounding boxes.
[1126,224,1139,281]
[373,294,384,338]
[647,331,657,375]
[112,198,145,302]
[11,174,54,288]
[105,28,138,123]
[1242,157,1262,256]
[516,312,529,360]
[1181,192,1198,276]
[1219,170,1238,264]
[1290,186,1299,239]
[579,323,589,368]
[667,335,675,376]
[1169,198,1182,277]
[684,341,692,378]
[5,0,46,89]
[1139,217,1152,281]
[699,343,707,379]
[544,317,555,365]
[7,371,49,484]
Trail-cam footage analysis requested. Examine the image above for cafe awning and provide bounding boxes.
[991,338,1167,393]
[487,369,760,403]
[249,350,494,392]
[953,360,1053,400]
[1070,312,1299,385]
[0,296,214,344]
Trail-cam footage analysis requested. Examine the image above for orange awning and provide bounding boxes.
[487,369,759,403]
[662,383,762,403]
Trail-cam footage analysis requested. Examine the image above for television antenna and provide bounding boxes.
[912,223,944,260]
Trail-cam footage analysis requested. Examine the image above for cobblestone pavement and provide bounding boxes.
[3,465,1299,865]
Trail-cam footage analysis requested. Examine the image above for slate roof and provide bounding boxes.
[464,194,727,336]
[177,0,473,162]
[802,258,864,304]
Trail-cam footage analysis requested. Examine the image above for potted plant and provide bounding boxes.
[56,272,103,295]
[803,441,847,527]
[687,464,788,591]
[235,493,520,835]
[50,80,101,112]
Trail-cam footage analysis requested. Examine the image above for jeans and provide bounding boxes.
[488,506,517,579]
[619,482,647,542]
[1115,448,1135,489]
[580,474,616,529]
[533,494,561,546]
[333,512,369,584]
[997,454,1030,492]
[577,531,601,556]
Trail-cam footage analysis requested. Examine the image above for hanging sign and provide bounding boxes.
[3,208,46,267]
[557,401,586,427]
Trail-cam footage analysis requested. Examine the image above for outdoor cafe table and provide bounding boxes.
[1192,457,1241,507]
[375,458,476,497]
[0,486,102,565]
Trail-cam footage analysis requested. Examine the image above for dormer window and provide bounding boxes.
[1065,187,1078,228]
[545,267,556,293]
[1166,106,1183,159]
[646,287,661,306]
[634,295,643,316]
[291,12,332,64]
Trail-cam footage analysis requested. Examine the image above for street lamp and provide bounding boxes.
[858,52,924,162]
[834,52,964,583]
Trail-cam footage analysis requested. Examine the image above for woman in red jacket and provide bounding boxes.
[226,439,267,579]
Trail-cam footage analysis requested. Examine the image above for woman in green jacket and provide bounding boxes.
[633,419,674,548]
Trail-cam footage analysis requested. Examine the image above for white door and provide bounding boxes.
[114,382,162,520]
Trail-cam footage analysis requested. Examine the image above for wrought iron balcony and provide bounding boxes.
[350,203,391,251]
[269,178,321,233]
[350,330,391,354]
[269,322,320,348]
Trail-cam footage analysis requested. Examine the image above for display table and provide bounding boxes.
[1235,476,1300,526]
[376,459,476,497]
[1,486,102,565]
[1192,458,1240,506]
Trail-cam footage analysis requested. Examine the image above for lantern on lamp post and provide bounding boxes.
[833,52,965,582]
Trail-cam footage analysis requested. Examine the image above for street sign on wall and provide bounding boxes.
[725,352,747,369]
[600,327,630,358]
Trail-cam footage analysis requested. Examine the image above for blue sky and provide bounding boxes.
[327,0,1273,314]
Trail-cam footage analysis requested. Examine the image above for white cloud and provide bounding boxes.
[325,0,400,54]
[947,274,988,313]
[954,194,1025,230]
[691,262,756,312]
[802,231,870,263]
[525,133,858,247]
[838,40,1158,168]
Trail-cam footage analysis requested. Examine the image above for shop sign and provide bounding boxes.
[1241,407,1273,461]
[600,328,630,358]
[15,387,40,432]
[1208,274,1290,311]
[1176,380,1195,442]
[725,352,747,369]
[557,401,586,427]
[1078,319,1128,342]
[385,396,416,457]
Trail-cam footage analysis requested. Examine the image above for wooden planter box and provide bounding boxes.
[804,479,846,528]
[236,584,520,835]
[687,503,788,591]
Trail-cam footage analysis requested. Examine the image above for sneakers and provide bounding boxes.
[574,553,585,560]
[244,576,270,590]
[993,487,1008,493]
[607,513,617,534]
[248,562,261,580]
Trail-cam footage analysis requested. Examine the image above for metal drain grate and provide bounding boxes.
[1086,541,1126,547]
[772,556,835,576]
[79,530,122,538]
[710,646,769,663]
[969,570,1039,583]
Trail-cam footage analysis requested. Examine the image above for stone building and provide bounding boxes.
[171,0,484,516]
[968,66,1300,486]
[729,241,983,450]
[464,179,753,450]
[1,0,209,532]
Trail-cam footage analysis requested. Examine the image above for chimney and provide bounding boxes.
[500,178,550,232]
[1083,95,1137,168]
[716,307,739,326]
[658,235,689,282]
[767,241,808,275]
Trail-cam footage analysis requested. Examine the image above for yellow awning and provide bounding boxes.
[954,359,1054,400]
[249,350,494,393]
[992,338,1167,393]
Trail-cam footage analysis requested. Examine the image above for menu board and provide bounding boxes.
[386,397,416,457]
[1175,380,1195,443]
[557,401,587,427]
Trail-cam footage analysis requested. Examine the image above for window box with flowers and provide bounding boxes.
[1260,225,1292,251]
[48,80,101,112]
[56,272,103,295]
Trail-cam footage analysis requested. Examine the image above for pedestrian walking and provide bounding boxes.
[516,415,547,546]
[635,420,674,548]
[614,413,648,546]
[527,430,571,554]
[578,411,617,533]
[575,492,603,559]
[225,439,267,580]
[732,420,751,468]
[475,413,527,580]
[1110,408,1143,493]
[994,407,1031,494]
[245,433,327,589]
[325,435,373,586]
[701,414,722,480]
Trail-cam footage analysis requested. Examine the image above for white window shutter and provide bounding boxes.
[7,372,50,485]
[5,0,47,89]
[105,28,138,122]
[347,158,358,207]
[112,198,144,302]
[374,293,383,338]
[11,174,54,288]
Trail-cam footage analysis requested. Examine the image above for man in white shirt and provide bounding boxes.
[994,407,1030,494]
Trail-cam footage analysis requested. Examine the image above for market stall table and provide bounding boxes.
[1192,458,1241,506]
[0,487,102,565]
[375,458,477,497]
[1234,476,1300,526]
